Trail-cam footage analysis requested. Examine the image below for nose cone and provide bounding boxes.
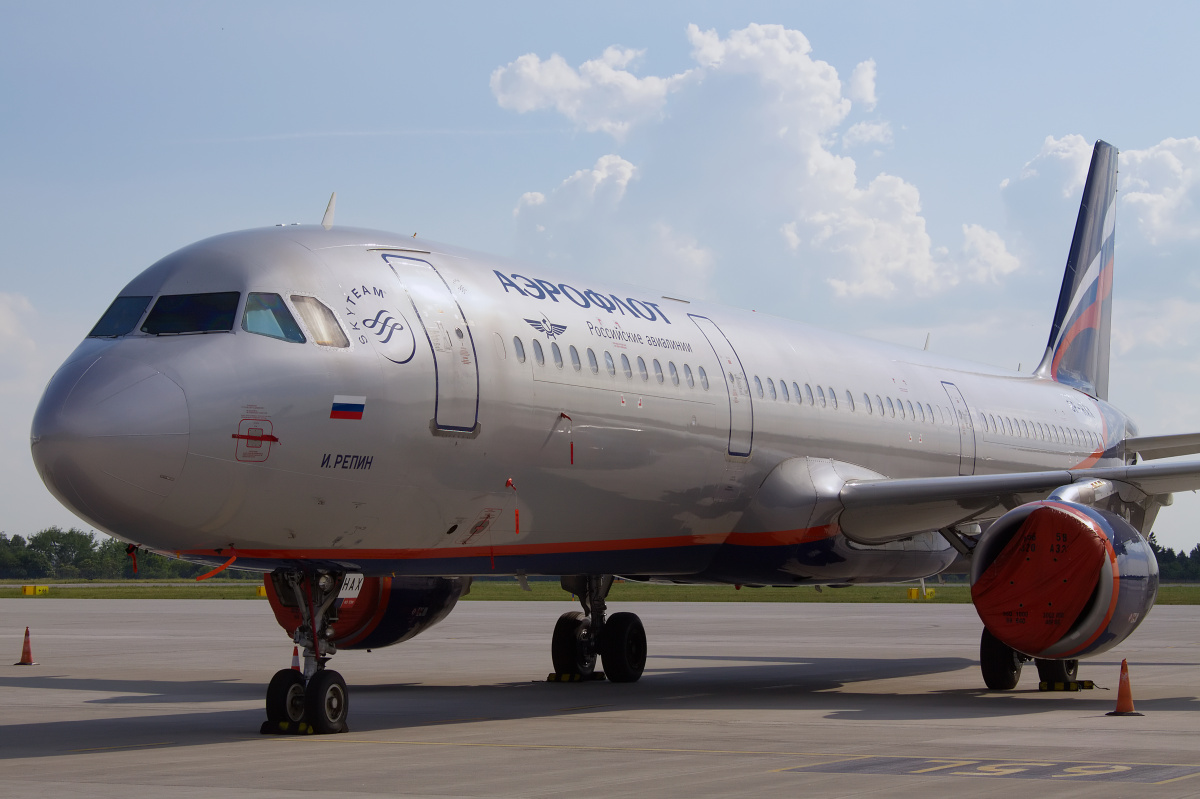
[31,353,190,534]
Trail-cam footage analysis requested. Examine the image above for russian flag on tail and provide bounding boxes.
[330,395,366,420]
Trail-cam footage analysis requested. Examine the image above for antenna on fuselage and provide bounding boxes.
[923,333,930,351]
[321,192,337,230]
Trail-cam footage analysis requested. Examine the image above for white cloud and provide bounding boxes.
[649,222,715,288]
[498,23,1021,301]
[847,59,878,110]
[0,293,38,395]
[843,120,892,148]
[1017,134,1094,197]
[490,46,693,140]
[1119,137,1200,245]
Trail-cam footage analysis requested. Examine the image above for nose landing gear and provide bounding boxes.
[262,569,350,734]
[552,575,646,682]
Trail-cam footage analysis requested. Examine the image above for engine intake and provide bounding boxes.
[265,574,467,650]
[970,500,1158,659]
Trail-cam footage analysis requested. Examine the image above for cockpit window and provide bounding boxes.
[88,296,152,337]
[242,293,306,343]
[290,295,349,348]
[142,292,240,335]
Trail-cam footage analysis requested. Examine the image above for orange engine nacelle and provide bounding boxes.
[970,501,1158,660]
[264,574,467,650]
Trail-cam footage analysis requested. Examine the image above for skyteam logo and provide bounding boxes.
[343,284,416,365]
[525,316,567,339]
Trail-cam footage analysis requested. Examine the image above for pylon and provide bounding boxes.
[14,627,37,666]
[1106,659,1144,716]
[291,646,301,671]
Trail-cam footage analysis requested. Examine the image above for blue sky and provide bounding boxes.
[4,2,1200,549]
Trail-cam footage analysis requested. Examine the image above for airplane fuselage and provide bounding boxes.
[31,225,1133,585]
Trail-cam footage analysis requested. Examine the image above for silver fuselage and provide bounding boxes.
[30,226,1131,584]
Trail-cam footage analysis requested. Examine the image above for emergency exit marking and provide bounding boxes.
[783,756,1200,784]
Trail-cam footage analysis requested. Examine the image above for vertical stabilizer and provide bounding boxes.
[1034,140,1118,399]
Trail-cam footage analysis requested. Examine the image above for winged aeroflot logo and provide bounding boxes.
[525,316,567,338]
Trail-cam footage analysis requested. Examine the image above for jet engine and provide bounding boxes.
[970,500,1158,659]
[264,574,468,650]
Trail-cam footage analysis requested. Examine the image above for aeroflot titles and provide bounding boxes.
[493,271,672,324]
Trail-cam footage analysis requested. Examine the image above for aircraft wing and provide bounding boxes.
[836,459,1200,543]
[1124,432,1200,461]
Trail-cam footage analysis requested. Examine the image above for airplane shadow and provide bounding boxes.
[3,653,1196,759]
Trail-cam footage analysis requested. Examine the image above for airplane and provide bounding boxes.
[30,140,1199,734]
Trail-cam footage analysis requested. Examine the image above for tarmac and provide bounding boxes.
[1,598,1197,798]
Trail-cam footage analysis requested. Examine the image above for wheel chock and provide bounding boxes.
[260,720,316,735]
[546,672,607,682]
[1038,680,1095,692]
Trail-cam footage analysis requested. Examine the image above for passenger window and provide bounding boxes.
[699,366,710,390]
[569,345,582,371]
[669,361,680,386]
[621,353,632,378]
[805,384,815,405]
[875,395,884,416]
[653,359,664,383]
[863,393,872,414]
[587,348,599,374]
[605,351,616,375]
[780,380,789,402]
[793,382,802,404]
[242,293,305,343]
[916,402,925,423]
[533,339,545,365]
[637,356,649,381]
[144,291,240,335]
[925,404,934,422]
[89,295,152,337]
[886,397,895,417]
[552,342,564,369]
[513,336,526,363]
[290,296,349,347]
[767,378,776,400]
[817,386,826,407]
[754,376,764,398]
[684,364,695,387]
[988,414,997,433]
[828,387,837,409]
[1004,417,1013,436]
[845,390,854,412]
[906,400,915,420]
[896,399,905,419]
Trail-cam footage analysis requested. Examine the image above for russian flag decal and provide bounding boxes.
[330,395,366,420]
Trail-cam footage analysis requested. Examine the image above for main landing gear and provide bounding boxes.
[552,575,647,682]
[979,628,1080,689]
[263,569,349,734]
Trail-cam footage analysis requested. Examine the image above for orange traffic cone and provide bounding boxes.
[14,627,37,665]
[291,646,301,671]
[1106,659,1143,716]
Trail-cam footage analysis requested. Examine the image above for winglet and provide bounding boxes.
[321,192,337,230]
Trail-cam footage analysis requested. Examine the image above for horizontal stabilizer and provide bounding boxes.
[1124,432,1200,461]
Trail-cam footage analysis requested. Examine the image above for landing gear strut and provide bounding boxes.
[263,569,349,734]
[552,575,646,682]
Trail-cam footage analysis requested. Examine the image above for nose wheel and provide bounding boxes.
[262,569,350,734]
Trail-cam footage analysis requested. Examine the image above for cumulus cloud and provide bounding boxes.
[490,46,693,139]
[1015,134,1093,197]
[843,120,892,148]
[1119,137,1200,245]
[497,23,1020,301]
[847,59,878,110]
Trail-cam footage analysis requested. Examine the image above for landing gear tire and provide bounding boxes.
[980,628,1024,690]
[305,669,349,734]
[600,612,646,683]
[551,611,595,676]
[1036,658,1079,684]
[266,668,307,724]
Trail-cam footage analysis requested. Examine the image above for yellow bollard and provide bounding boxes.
[907,587,919,599]
[925,588,936,600]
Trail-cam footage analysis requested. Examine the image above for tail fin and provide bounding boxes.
[1034,140,1118,399]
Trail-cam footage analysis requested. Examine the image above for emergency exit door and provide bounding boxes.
[690,314,753,457]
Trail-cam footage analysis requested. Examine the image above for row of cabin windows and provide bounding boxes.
[750,373,953,425]
[979,412,1099,451]
[513,337,712,390]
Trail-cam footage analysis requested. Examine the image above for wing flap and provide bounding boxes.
[1124,432,1200,461]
